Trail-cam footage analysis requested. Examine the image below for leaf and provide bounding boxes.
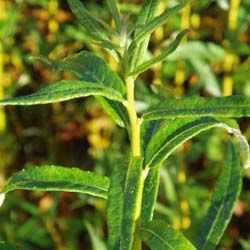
[121,156,144,250]
[128,1,187,56]
[1,165,110,199]
[144,117,246,169]
[129,29,189,76]
[106,0,122,33]
[67,0,108,41]
[143,95,250,120]
[0,242,27,250]
[107,160,128,250]
[0,80,124,105]
[139,219,196,250]
[97,97,130,128]
[195,142,242,250]
[129,0,160,71]
[141,168,160,226]
[50,51,126,95]
[44,51,129,128]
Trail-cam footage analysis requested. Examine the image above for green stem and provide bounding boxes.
[125,76,141,157]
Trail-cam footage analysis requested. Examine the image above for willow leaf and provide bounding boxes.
[130,29,188,76]
[145,117,248,169]
[67,0,108,41]
[141,168,160,226]
[195,142,242,250]
[107,160,128,250]
[139,220,196,250]
[129,0,160,71]
[128,2,186,55]
[143,95,250,120]
[1,165,110,199]
[0,80,124,105]
[121,156,144,250]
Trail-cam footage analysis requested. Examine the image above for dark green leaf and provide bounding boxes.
[143,95,250,120]
[130,29,189,76]
[121,156,144,250]
[0,80,124,105]
[141,168,160,226]
[139,219,196,250]
[1,165,110,199]
[0,242,26,250]
[107,160,128,250]
[145,117,243,169]
[195,142,242,250]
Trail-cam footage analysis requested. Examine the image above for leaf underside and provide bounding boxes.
[1,165,110,199]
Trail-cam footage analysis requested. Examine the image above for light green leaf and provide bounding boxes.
[107,160,128,250]
[143,95,250,120]
[0,80,124,105]
[141,168,160,226]
[67,0,108,41]
[144,117,247,169]
[128,2,186,55]
[129,0,160,72]
[1,165,110,199]
[139,219,196,250]
[106,0,122,33]
[121,156,144,250]
[129,29,188,76]
[195,142,242,250]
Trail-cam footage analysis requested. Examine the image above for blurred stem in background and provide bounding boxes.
[48,0,59,42]
[0,0,6,133]
[223,0,241,96]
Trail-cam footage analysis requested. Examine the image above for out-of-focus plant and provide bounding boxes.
[0,0,250,250]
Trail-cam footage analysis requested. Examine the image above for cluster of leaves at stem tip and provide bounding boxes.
[0,0,250,250]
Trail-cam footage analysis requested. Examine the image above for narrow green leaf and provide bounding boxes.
[129,0,160,71]
[195,142,242,250]
[106,0,122,33]
[143,95,250,120]
[145,117,246,169]
[128,2,186,55]
[121,156,144,250]
[97,97,130,128]
[139,219,196,250]
[141,168,160,226]
[0,80,124,105]
[107,160,128,250]
[129,29,188,76]
[1,165,110,199]
[67,0,108,41]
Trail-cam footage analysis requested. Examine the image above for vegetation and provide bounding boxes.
[0,0,250,249]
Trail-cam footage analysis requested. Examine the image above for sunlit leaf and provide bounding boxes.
[1,165,110,199]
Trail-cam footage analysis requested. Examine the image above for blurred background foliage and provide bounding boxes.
[0,0,249,249]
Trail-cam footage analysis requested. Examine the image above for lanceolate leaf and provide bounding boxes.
[67,0,108,41]
[128,2,186,55]
[121,156,144,250]
[143,95,250,120]
[144,117,247,169]
[1,165,110,199]
[141,168,160,226]
[0,80,124,105]
[129,29,188,76]
[129,0,160,71]
[107,160,128,250]
[195,142,242,250]
[139,220,196,250]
